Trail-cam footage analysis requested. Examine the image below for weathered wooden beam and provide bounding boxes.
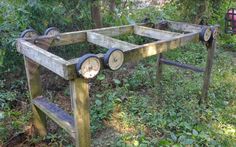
[160,58,205,72]
[87,32,139,50]
[156,53,163,88]
[134,26,182,40]
[25,25,135,47]
[124,32,199,62]
[92,24,135,36]
[201,39,216,104]
[17,39,76,80]
[68,32,199,66]
[32,97,75,138]
[23,22,210,48]
[24,57,47,136]
[165,20,207,33]
[70,78,91,147]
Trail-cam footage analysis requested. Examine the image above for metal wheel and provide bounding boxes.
[44,27,60,36]
[20,29,38,38]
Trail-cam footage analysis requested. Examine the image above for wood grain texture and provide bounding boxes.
[156,53,163,88]
[134,26,182,40]
[87,32,139,50]
[68,32,199,66]
[201,39,216,104]
[24,57,47,136]
[23,21,209,47]
[166,20,210,33]
[70,78,91,147]
[123,32,199,62]
[32,97,75,138]
[17,39,76,80]
[25,25,135,47]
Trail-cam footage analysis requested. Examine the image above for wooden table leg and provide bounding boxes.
[157,53,163,89]
[24,57,47,136]
[70,78,91,147]
[201,39,216,104]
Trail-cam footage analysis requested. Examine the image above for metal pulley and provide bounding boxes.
[20,29,38,38]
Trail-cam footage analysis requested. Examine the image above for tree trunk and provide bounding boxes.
[91,1,102,28]
[194,0,209,24]
[109,0,116,13]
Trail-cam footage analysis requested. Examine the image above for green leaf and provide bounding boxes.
[192,129,198,136]
[171,133,177,142]
[97,74,105,81]
[0,112,5,120]
[158,139,171,145]
[182,139,194,145]
[133,140,139,146]
[96,94,103,98]
[139,143,148,147]
[113,79,121,85]
[95,99,102,106]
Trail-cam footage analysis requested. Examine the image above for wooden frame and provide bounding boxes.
[17,21,218,147]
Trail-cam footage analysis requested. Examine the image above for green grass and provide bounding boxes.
[88,42,236,146]
[1,37,235,146]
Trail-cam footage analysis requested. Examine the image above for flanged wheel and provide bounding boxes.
[199,27,212,42]
[104,48,124,71]
[20,29,38,38]
[210,26,219,40]
[44,27,60,36]
[76,54,101,79]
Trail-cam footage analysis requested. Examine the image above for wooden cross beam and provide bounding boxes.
[25,24,136,47]
[68,32,199,65]
[87,32,139,50]
[134,25,182,40]
[17,39,76,80]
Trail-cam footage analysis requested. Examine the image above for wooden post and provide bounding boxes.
[157,53,163,90]
[70,78,91,147]
[24,57,47,136]
[201,39,216,104]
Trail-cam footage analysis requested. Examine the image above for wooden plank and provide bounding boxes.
[70,78,91,147]
[87,32,139,50]
[201,39,216,104]
[156,53,163,90]
[25,25,135,47]
[17,39,76,80]
[124,32,199,62]
[68,32,199,66]
[134,26,182,40]
[32,97,75,138]
[92,24,134,36]
[166,20,207,33]
[24,57,47,136]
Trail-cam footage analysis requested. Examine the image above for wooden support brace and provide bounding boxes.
[17,39,76,80]
[166,20,207,33]
[70,78,91,147]
[87,32,139,50]
[22,36,55,136]
[124,32,199,62]
[201,39,216,104]
[134,26,182,40]
[32,97,75,138]
[24,57,47,136]
[156,53,163,88]
[68,32,199,66]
